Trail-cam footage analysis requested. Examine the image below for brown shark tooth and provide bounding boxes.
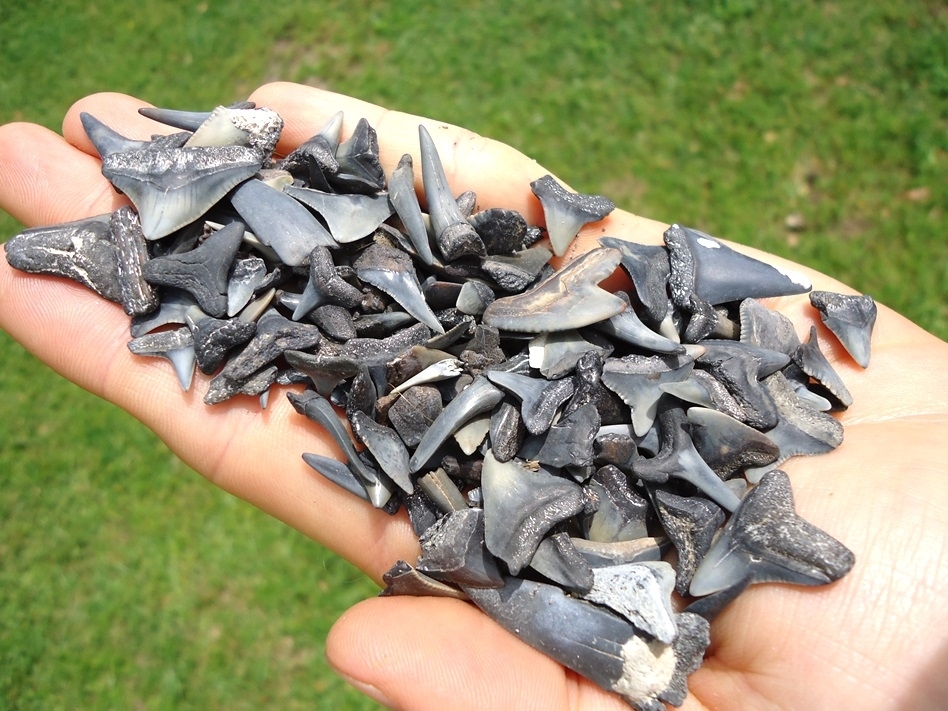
[418,125,486,261]
[792,326,854,408]
[651,488,725,596]
[127,326,196,391]
[689,469,854,596]
[380,560,468,600]
[570,536,669,568]
[4,214,123,303]
[482,247,626,333]
[285,185,393,244]
[530,174,615,257]
[354,243,444,334]
[481,450,587,575]
[809,290,877,368]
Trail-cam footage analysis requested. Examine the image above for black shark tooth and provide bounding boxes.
[809,290,877,368]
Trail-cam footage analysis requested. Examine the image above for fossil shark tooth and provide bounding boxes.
[141,220,244,317]
[482,247,626,333]
[418,125,486,261]
[809,290,877,368]
[388,154,434,265]
[301,451,370,501]
[464,576,709,710]
[217,307,321,381]
[481,245,553,294]
[535,403,601,469]
[354,243,444,334]
[530,174,615,257]
[455,280,496,316]
[225,256,267,317]
[485,370,576,436]
[631,406,743,512]
[80,112,154,158]
[417,508,504,589]
[288,389,394,509]
[739,297,802,355]
[285,186,394,244]
[186,312,257,375]
[665,223,811,307]
[598,237,671,328]
[350,410,414,494]
[409,377,505,473]
[584,465,650,543]
[390,358,462,395]
[695,343,779,431]
[600,352,695,437]
[481,450,587,575]
[487,401,525,464]
[130,287,204,337]
[745,371,845,482]
[595,291,684,354]
[230,179,336,267]
[529,532,594,594]
[181,105,283,159]
[453,414,491,455]
[686,407,780,479]
[138,100,255,129]
[380,560,468,600]
[468,207,534,255]
[127,326,196,390]
[658,370,746,422]
[582,561,679,644]
[332,117,386,194]
[530,329,614,383]
[293,246,364,320]
[792,326,854,408]
[4,214,123,303]
[109,206,159,316]
[652,489,725,596]
[690,469,855,596]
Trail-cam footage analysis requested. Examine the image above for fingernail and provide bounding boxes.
[337,673,397,709]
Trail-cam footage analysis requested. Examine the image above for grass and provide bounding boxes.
[1,1,945,709]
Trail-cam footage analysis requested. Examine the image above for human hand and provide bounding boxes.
[1,82,946,711]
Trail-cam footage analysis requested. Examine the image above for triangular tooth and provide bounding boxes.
[482,247,626,333]
[792,326,853,407]
[354,243,444,334]
[418,125,486,260]
[481,450,587,574]
[570,536,669,568]
[600,353,694,437]
[665,223,811,306]
[531,174,615,257]
[131,288,204,337]
[528,532,594,593]
[486,370,576,435]
[380,560,469,600]
[689,470,855,596]
[226,256,267,317]
[127,326,196,391]
[332,117,386,193]
[809,290,877,368]
[318,111,344,151]
[582,561,679,644]
[583,465,650,543]
[231,179,336,266]
[535,402,600,468]
[184,106,283,159]
[350,410,413,494]
[285,186,393,244]
[739,297,801,355]
[686,406,780,479]
[417,468,469,513]
[80,112,149,158]
[652,489,725,596]
[594,291,684,354]
[388,154,434,265]
[416,508,504,589]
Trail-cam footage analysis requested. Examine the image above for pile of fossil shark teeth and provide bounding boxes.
[3,100,877,710]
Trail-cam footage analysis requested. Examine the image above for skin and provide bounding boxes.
[1,82,947,711]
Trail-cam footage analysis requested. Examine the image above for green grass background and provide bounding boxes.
[1,1,944,709]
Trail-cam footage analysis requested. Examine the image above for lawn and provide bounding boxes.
[1,2,945,709]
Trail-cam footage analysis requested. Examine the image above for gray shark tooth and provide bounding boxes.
[353,310,417,338]
[340,323,432,368]
[482,247,626,333]
[468,207,533,255]
[571,536,668,568]
[301,451,369,502]
[809,290,877,368]
[345,365,378,422]
[141,220,244,317]
[464,576,708,710]
[388,154,434,265]
[127,326,196,391]
[687,407,780,480]
[701,340,791,378]
[402,486,443,536]
[488,401,525,464]
[409,377,504,473]
[350,410,414,494]
[696,344,779,430]
[130,287,203,337]
[417,508,504,589]
[455,280,496,316]
[665,223,811,307]
[745,371,844,483]
[4,214,123,303]
[311,304,356,342]
[689,469,855,597]
[100,141,262,240]
[293,246,364,320]
[485,370,576,436]
[739,298,802,355]
[682,293,719,343]
[683,575,751,622]
[280,134,338,191]
[380,560,468,600]
[584,465,650,543]
[631,406,742,512]
[536,403,601,468]
[530,174,615,257]
[353,243,444,334]
[582,561,679,644]
[652,489,725,596]
[418,125,487,261]
[186,313,257,375]
[288,390,394,509]
[481,245,553,294]
[481,450,587,575]
[181,105,283,160]
[417,467,469,513]
[455,190,477,218]
[529,531,594,594]
[792,326,853,408]
[138,106,212,132]
[109,206,159,316]
[226,256,267,316]
[219,308,321,381]
[529,330,613,382]
[285,186,394,244]
[595,291,684,354]
[598,237,670,327]
[658,370,746,422]
[331,117,386,193]
[601,352,695,437]
[79,112,152,158]
[283,348,359,397]
[230,179,336,267]
[202,362,280,405]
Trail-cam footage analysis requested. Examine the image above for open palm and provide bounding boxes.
[1,83,946,711]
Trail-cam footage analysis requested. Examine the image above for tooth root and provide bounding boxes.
[582,561,679,644]
[809,290,877,368]
[652,488,726,595]
[417,508,504,589]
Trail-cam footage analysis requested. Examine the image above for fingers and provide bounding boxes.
[326,596,634,711]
